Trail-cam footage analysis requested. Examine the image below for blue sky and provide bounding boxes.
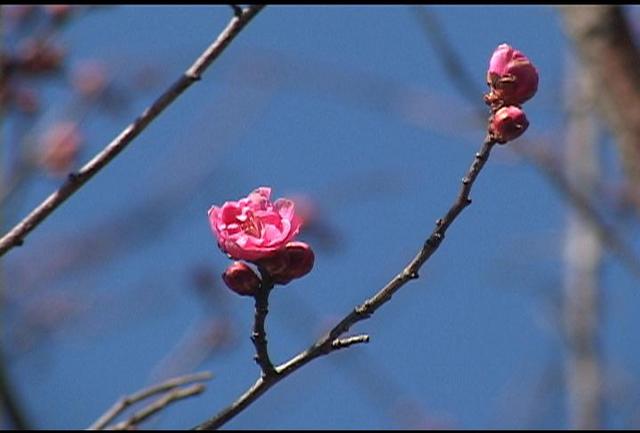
[4,5,640,429]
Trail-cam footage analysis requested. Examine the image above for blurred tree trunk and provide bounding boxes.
[560,6,640,209]
[562,60,604,430]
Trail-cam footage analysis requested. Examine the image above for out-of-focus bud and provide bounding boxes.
[38,121,82,176]
[14,86,40,114]
[71,60,108,99]
[485,43,538,107]
[43,5,74,23]
[267,242,315,285]
[17,38,65,75]
[489,105,529,144]
[222,262,261,296]
[4,5,36,25]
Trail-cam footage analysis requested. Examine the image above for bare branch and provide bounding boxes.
[108,383,206,430]
[0,5,266,258]
[194,135,498,430]
[88,371,213,430]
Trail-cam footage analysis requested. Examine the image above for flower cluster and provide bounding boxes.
[208,187,315,296]
[485,43,538,144]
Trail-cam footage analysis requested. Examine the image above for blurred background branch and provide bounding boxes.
[88,371,212,430]
[562,60,604,430]
[560,5,640,213]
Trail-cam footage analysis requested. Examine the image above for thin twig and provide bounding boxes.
[0,4,266,258]
[194,135,497,430]
[88,371,213,430]
[251,271,277,378]
[108,383,206,430]
[410,5,640,281]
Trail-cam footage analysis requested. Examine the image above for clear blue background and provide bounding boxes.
[4,5,640,429]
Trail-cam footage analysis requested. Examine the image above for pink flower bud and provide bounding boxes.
[489,105,529,144]
[267,242,315,285]
[256,249,290,277]
[222,262,261,296]
[486,43,538,107]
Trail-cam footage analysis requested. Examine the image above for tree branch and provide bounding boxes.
[0,4,266,258]
[108,383,207,430]
[194,135,497,430]
[88,371,213,430]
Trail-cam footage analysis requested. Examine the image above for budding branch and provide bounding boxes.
[194,135,497,430]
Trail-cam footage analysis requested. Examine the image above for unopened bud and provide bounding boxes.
[486,43,538,107]
[256,250,290,277]
[489,105,529,144]
[222,262,261,296]
[270,242,315,285]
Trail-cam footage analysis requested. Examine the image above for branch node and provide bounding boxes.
[186,71,202,82]
[229,4,243,17]
[354,304,371,318]
[331,334,370,350]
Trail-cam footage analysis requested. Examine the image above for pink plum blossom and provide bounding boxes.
[208,187,302,261]
[486,43,538,107]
